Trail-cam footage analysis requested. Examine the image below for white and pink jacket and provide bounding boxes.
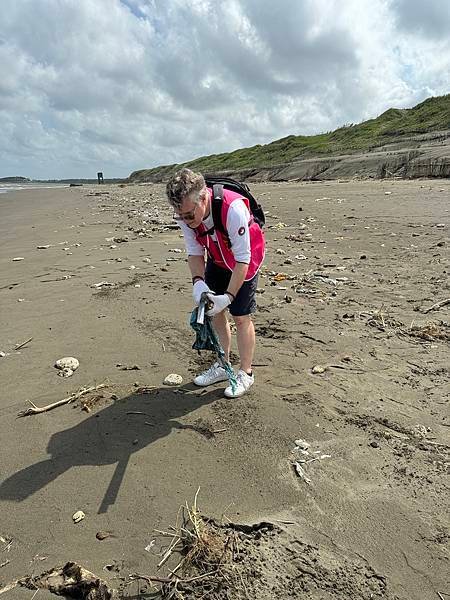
[194,188,265,281]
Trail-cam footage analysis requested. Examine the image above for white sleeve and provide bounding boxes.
[226,199,251,264]
[178,221,205,256]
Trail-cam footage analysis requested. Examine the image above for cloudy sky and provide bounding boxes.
[1,0,449,179]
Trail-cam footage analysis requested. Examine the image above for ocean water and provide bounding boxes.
[0,183,69,195]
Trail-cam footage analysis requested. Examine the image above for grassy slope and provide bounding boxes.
[130,94,450,180]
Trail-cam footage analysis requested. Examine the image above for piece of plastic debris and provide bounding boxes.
[144,540,155,552]
[12,257,25,261]
[163,373,183,386]
[37,245,51,249]
[72,510,85,523]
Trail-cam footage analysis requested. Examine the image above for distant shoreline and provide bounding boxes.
[0,182,70,195]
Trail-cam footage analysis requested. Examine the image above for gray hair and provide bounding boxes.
[166,168,206,210]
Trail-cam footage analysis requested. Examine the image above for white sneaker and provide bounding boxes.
[224,370,254,398]
[193,362,229,387]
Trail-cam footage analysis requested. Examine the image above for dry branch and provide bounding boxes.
[18,384,108,417]
[424,298,450,314]
[14,337,33,351]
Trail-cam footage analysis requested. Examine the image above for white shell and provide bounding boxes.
[163,373,183,386]
[295,439,310,450]
[72,510,85,523]
[55,357,80,371]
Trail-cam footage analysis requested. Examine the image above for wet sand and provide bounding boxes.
[0,179,448,599]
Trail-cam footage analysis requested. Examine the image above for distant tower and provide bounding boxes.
[97,172,104,184]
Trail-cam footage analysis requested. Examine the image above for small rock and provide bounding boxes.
[384,191,392,195]
[369,440,379,448]
[96,531,114,541]
[12,257,25,261]
[276,248,286,255]
[58,368,74,378]
[55,357,80,371]
[0,351,6,357]
[360,254,367,259]
[284,259,293,265]
[37,245,51,249]
[72,510,85,523]
[143,257,152,263]
[164,373,183,386]
[311,365,327,374]
[129,265,136,270]
[298,207,303,211]
[435,223,445,228]
[284,295,293,303]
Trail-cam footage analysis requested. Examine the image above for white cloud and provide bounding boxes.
[0,0,448,179]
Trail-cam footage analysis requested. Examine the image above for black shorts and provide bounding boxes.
[205,260,258,317]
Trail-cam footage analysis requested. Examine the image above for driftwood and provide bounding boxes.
[18,384,108,417]
[424,298,450,314]
[0,562,115,598]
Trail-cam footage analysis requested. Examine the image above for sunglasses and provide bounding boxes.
[173,204,198,222]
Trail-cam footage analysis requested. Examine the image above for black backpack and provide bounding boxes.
[204,176,265,235]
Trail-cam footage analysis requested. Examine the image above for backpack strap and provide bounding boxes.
[211,184,226,234]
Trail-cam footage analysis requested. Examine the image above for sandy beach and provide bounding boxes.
[0,179,448,599]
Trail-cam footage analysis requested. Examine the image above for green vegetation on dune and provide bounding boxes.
[129,94,450,181]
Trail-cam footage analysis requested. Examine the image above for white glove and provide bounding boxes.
[193,279,210,305]
[205,292,231,316]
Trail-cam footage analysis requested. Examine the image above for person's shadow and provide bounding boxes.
[0,385,222,513]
